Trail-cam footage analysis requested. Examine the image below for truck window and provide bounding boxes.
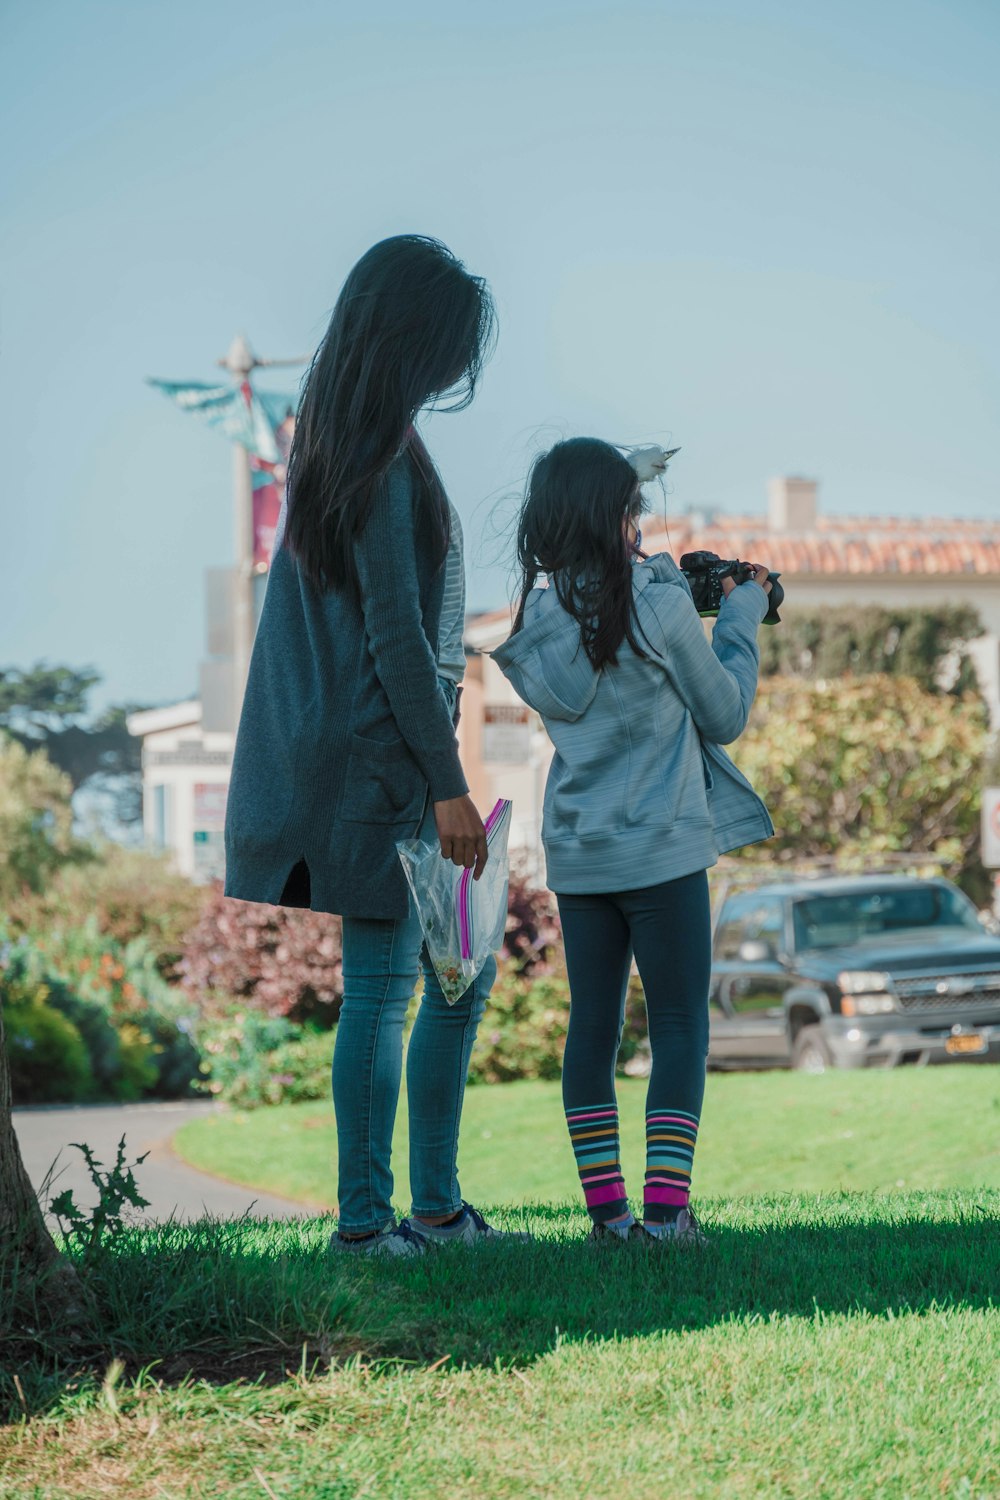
[714,896,752,960]
[743,897,785,958]
[792,884,982,951]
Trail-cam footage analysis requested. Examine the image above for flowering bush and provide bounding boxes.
[468,967,647,1085]
[25,915,176,1015]
[2,926,200,1101]
[10,845,207,980]
[179,889,343,1023]
[501,866,563,975]
[197,1010,335,1109]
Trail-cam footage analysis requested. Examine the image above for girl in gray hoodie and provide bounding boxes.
[492,438,774,1244]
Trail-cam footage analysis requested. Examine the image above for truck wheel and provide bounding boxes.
[791,1025,833,1074]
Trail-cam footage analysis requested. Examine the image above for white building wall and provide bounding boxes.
[129,704,234,881]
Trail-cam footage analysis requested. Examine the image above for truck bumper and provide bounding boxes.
[825,1016,1000,1069]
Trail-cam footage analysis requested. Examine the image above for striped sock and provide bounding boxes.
[644,1108,699,1224]
[565,1102,628,1224]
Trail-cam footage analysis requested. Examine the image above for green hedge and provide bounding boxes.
[4,1002,93,1104]
[1,926,200,1105]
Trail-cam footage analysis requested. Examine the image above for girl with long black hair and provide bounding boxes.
[493,438,774,1244]
[225,235,519,1255]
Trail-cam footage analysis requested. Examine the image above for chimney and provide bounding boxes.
[768,476,818,532]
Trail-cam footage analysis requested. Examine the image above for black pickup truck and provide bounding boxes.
[708,875,1000,1071]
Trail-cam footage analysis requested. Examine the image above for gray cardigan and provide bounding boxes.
[224,453,468,919]
[491,552,773,894]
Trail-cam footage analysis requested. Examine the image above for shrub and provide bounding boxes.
[0,738,78,901]
[179,890,343,1023]
[4,1002,93,1104]
[469,971,570,1084]
[2,928,200,1101]
[198,1011,334,1109]
[468,964,651,1085]
[10,845,206,980]
[26,916,177,1016]
[732,674,989,884]
[501,866,563,974]
[757,604,984,695]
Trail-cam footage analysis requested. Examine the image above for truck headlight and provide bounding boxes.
[843,994,897,1016]
[838,970,892,994]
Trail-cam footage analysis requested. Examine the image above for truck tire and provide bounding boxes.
[791,1025,834,1074]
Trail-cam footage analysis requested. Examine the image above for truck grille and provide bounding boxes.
[894,971,1000,1012]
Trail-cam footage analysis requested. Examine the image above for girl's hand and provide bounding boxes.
[747,562,773,594]
[722,563,772,598]
[434,795,489,879]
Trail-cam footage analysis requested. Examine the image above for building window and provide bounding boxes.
[152,784,170,850]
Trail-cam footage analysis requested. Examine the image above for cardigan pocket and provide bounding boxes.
[342,733,426,825]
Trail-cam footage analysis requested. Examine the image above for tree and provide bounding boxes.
[0,664,145,825]
[0,1004,81,1311]
[0,738,78,901]
[732,674,990,878]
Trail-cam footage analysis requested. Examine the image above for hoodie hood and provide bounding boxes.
[490,589,600,722]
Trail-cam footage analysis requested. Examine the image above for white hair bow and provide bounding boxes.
[626,445,680,482]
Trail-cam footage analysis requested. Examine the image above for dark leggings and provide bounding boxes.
[557,870,712,1223]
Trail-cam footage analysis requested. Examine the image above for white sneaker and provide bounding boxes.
[646,1207,709,1247]
[407,1202,531,1247]
[329,1220,426,1258]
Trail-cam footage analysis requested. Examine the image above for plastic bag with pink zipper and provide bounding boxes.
[396,798,513,1005]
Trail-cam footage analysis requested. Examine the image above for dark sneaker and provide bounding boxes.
[407,1202,531,1246]
[329,1220,426,1258]
[587,1220,652,1245]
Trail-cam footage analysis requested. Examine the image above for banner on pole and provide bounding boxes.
[149,377,296,572]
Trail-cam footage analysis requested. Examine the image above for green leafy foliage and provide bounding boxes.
[468,970,645,1085]
[732,674,990,877]
[26,915,177,1014]
[179,889,343,1023]
[10,845,207,980]
[198,1011,335,1109]
[469,971,570,1083]
[0,662,144,822]
[2,926,201,1102]
[50,1136,150,1269]
[757,604,984,694]
[2,1000,93,1103]
[0,738,78,900]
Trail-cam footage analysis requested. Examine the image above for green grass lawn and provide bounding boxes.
[3,1192,998,1497]
[174,1067,1000,1208]
[7,1072,999,1496]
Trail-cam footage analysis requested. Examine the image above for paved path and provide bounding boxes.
[13,1100,312,1222]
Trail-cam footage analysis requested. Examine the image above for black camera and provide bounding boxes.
[679,551,784,625]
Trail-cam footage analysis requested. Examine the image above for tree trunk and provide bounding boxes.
[0,1002,81,1310]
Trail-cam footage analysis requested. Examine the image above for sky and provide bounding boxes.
[2,0,998,710]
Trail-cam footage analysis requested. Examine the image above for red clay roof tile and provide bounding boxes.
[641,514,1000,575]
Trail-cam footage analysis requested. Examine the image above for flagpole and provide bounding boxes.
[216,336,257,728]
[217,335,308,729]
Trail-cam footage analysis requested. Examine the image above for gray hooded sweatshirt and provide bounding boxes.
[490,552,773,894]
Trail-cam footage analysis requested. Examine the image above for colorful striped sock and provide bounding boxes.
[565,1102,628,1224]
[644,1108,699,1224]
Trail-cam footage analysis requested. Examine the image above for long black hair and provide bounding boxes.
[285,235,496,592]
[512,437,652,670]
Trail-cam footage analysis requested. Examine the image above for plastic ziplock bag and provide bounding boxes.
[396,798,513,1005]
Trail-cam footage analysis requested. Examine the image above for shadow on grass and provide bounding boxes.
[3,1192,998,1420]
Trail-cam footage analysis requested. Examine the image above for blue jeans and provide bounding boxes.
[333,801,495,1235]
